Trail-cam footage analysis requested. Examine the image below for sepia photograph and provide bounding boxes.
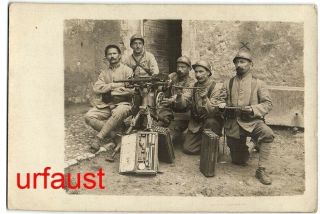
[8,4,317,212]
[64,19,305,196]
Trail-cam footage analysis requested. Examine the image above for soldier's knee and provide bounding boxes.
[182,142,200,155]
[84,112,93,125]
[112,105,131,118]
[261,127,274,143]
[205,118,223,136]
[182,147,199,155]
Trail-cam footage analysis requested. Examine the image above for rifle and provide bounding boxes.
[220,106,253,121]
[172,85,205,90]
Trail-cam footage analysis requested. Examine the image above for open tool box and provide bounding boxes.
[119,132,159,175]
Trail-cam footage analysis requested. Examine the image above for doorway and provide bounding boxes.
[143,20,182,74]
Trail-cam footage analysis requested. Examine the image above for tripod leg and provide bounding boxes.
[146,109,153,130]
[126,111,141,134]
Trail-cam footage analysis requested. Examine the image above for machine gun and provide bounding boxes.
[107,74,172,161]
[113,73,170,88]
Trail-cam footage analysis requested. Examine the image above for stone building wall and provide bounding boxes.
[182,20,304,87]
[64,20,122,104]
[64,20,304,106]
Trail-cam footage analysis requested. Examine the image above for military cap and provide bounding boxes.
[233,48,252,63]
[176,56,192,67]
[192,60,212,76]
[130,34,145,46]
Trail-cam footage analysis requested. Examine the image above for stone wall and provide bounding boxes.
[64,20,122,104]
[182,21,304,87]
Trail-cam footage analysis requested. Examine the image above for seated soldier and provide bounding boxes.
[174,60,225,154]
[158,56,196,143]
[85,44,134,153]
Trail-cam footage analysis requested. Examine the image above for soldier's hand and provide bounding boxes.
[175,87,183,96]
[110,83,123,89]
[160,98,173,107]
[242,106,253,114]
[118,87,126,92]
[198,88,208,98]
[218,103,226,109]
[124,82,131,88]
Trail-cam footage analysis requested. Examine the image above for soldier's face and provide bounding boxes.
[106,48,121,65]
[194,66,210,83]
[131,40,144,54]
[234,58,252,75]
[176,62,190,78]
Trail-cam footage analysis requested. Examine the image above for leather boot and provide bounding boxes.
[255,167,272,185]
[89,137,103,153]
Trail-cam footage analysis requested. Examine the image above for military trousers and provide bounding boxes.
[183,117,223,155]
[84,104,131,139]
[226,121,274,168]
[156,107,190,143]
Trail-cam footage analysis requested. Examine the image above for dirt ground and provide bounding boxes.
[65,104,305,196]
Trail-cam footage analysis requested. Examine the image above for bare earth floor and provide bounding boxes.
[65,104,305,196]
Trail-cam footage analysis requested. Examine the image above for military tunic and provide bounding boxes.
[174,78,225,154]
[157,72,196,142]
[122,51,159,77]
[221,71,274,166]
[85,63,134,139]
[221,71,273,138]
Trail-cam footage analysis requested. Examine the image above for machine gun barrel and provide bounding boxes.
[114,77,161,83]
[224,106,243,110]
[172,85,206,89]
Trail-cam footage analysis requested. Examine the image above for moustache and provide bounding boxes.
[236,67,243,72]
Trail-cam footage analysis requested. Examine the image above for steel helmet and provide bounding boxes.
[192,60,212,76]
[130,34,145,46]
[176,56,192,67]
[233,49,252,63]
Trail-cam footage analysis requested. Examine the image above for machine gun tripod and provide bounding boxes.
[107,74,171,161]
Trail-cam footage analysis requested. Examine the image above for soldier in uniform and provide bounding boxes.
[174,60,225,154]
[122,34,160,116]
[122,34,159,77]
[158,56,196,143]
[219,47,274,185]
[85,44,134,153]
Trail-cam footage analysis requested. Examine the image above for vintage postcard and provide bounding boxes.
[8,4,317,212]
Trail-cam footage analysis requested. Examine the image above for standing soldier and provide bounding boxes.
[158,56,196,143]
[174,60,225,154]
[85,44,134,153]
[123,34,159,77]
[219,47,274,185]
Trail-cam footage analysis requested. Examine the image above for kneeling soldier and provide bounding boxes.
[158,56,196,142]
[85,44,134,153]
[219,47,274,185]
[175,60,224,154]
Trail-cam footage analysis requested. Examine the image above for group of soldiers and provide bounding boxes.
[84,34,274,185]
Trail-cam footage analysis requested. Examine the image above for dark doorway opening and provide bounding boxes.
[143,20,182,74]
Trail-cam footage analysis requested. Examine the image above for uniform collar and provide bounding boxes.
[109,62,121,70]
[132,50,145,58]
